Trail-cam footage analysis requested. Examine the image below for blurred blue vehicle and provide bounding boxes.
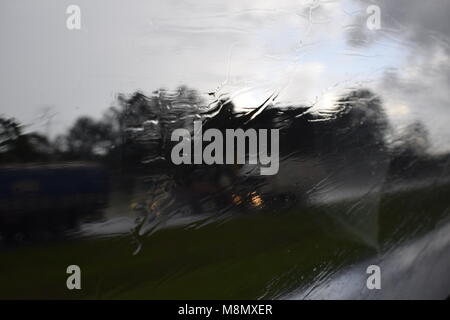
[0,162,109,239]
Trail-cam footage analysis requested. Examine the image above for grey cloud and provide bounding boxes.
[343,0,450,152]
[346,0,450,52]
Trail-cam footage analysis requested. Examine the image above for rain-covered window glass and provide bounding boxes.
[0,0,449,300]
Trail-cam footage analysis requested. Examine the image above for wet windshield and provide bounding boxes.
[0,0,449,300]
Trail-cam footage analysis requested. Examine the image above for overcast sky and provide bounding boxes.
[1,0,449,152]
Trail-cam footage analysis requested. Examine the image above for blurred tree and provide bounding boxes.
[65,116,114,160]
[0,117,52,162]
[394,121,430,157]
[106,86,204,168]
[0,117,23,154]
[389,121,431,174]
[318,89,390,154]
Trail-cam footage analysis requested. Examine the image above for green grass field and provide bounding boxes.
[0,183,449,299]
